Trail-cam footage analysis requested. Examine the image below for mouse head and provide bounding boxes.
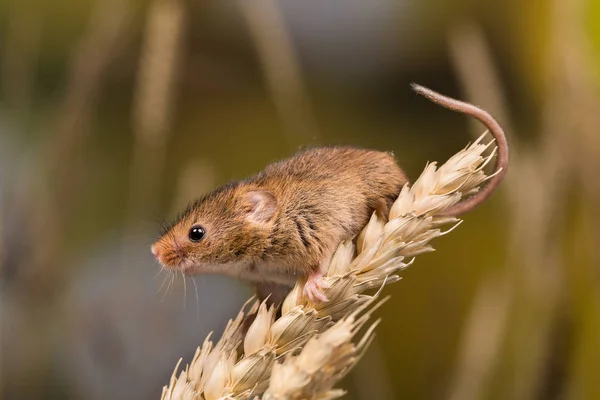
[151,183,278,274]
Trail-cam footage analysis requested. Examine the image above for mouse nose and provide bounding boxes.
[151,244,160,260]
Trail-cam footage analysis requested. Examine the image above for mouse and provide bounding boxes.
[150,84,509,305]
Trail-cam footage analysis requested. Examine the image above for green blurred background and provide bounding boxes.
[1,0,600,399]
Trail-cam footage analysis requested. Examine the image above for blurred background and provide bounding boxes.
[1,0,599,399]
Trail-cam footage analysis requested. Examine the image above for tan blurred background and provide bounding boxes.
[1,0,599,399]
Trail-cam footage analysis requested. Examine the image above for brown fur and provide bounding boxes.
[152,147,407,302]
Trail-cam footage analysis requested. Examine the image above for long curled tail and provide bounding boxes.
[411,83,509,217]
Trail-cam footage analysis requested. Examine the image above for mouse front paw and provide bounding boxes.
[303,272,330,303]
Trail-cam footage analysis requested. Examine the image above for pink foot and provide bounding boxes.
[303,273,329,303]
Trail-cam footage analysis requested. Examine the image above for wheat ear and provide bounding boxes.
[161,133,496,400]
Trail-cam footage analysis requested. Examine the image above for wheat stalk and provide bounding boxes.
[161,133,497,400]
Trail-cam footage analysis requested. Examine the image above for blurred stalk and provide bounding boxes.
[351,338,396,400]
[50,0,132,171]
[558,0,600,274]
[2,1,132,396]
[447,0,600,395]
[548,0,600,397]
[447,23,516,143]
[1,1,41,120]
[169,160,216,217]
[446,23,518,399]
[13,0,132,297]
[0,6,41,394]
[447,272,512,400]
[126,0,185,234]
[447,20,571,400]
[238,0,320,147]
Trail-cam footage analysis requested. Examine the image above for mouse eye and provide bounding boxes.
[188,225,206,242]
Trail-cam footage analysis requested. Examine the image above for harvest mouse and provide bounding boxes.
[151,84,509,305]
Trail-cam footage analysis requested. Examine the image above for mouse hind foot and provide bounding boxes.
[303,271,330,303]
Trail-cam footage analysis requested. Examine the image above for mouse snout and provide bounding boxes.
[151,244,160,259]
[151,240,187,268]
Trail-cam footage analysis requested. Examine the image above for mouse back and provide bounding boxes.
[247,147,407,266]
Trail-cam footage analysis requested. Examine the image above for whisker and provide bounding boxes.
[152,268,163,281]
[181,270,187,309]
[157,270,170,295]
[169,271,176,293]
[161,271,174,303]
[192,276,200,321]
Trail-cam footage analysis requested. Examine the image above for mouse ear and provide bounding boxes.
[243,190,278,223]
